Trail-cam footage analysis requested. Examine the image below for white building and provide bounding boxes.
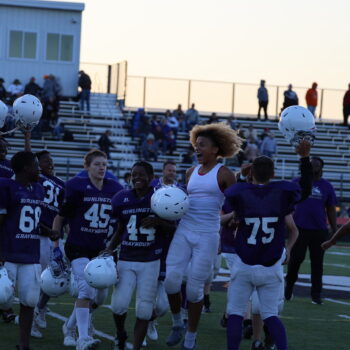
[0,0,84,96]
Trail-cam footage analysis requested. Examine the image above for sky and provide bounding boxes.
[51,0,350,90]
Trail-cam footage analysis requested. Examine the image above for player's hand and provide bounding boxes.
[141,216,161,228]
[227,212,239,229]
[99,248,114,256]
[240,163,252,178]
[295,139,311,158]
[321,239,335,250]
[49,229,61,242]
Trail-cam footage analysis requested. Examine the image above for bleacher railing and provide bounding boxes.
[79,61,127,98]
[125,76,346,122]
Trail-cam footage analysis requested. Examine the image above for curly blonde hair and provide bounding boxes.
[190,122,242,158]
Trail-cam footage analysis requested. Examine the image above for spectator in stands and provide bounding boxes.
[208,112,219,124]
[141,133,158,161]
[260,132,277,158]
[78,70,92,113]
[236,129,247,166]
[0,78,7,102]
[305,82,318,117]
[98,129,115,159]
[62,126,74,141]
[42,74,61,125]
[246,125,258,144]
[164,130,176,155]
[342,83,350,127]
[7,79,24,103]
[173,104,185,132]
[257,79,268,120]
[185,103,199,130]
[53,120,65,140]
[244,136,260,162]
[120,172,131,189]
[167,111,179,138]
[227,115,238,130]
[138,116,152,144]
[259,127,270,141]
[161,117,171,154]
[131,108,145,139]
[283,84,299,110]
[182,146,198,165]
[24,77,42,97]
[150,114,160,130]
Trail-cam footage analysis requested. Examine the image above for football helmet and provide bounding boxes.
[40,264,70,297]
[151,186,189,220]
[12,94,43,129]
[0,266,14,305]
[84,255,118,289]
[278,106,316,146]
[0,100,8,129]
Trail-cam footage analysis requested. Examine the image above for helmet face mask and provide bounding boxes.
[0,101,8,129]
[278,106,316,147]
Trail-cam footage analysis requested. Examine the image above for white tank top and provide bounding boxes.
[178,163,225,233]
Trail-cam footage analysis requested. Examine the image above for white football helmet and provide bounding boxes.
[151,186,189,220]
[0,100,8,129]
[0,266,14,305]
[84,255,118,289]
[278,106,316,146]
[40,267,70,297]
[12,94,43,129]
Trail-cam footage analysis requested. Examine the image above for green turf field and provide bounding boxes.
[1,246,349,350]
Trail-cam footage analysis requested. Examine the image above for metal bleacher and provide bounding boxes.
[4,93,350,201]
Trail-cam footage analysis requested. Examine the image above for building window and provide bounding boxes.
[9,30,37,59]
[46,33,73,62]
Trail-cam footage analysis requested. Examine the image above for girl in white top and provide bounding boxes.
[164,123,242,350]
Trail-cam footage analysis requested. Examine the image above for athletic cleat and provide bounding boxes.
[242,319,253,339]
[2,310,17,323]
[166,326,184,346]
[264,343,277,350]
[62,320,77,347]
[31,321,43,338]
[76,336,100,350]
[34,307,47,329]
[114,331,128,350]
[311,298,323,305]
[203,306,211,313]
[181,339,196,350]
[220,314,228,328]
[251,340,264,350]
[147,320,158,341]
[284,284,294,301]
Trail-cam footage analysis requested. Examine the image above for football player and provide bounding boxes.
[106,161,176,350]
[164,123,241,350]
[32,151,65,334]
[224,156,302,350]
[0,151,51,350]
[51,149,122,350]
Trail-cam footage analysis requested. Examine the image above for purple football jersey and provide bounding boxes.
[0,179,44,264]
[112,188,163,262]
[0,159,14,179]
[221,200,236,254]
[224,181,300,266]
[64,177,123,251]
[39,174,65,227]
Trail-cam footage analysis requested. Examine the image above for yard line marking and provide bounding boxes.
[325,298,350,306]
[327,251,350,257]
[295,281,350,292]
[338,314,350,320]
[305,260,350,269]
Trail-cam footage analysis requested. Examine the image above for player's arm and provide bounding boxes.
[24,131,31,152]
[218,166,236,190]
[51,214,65,248]
[141,216,176,234]
[295,140,312,201]
[105,222,125,253]
[326,205,337,234]
[284,214,299,264]
[39,222,60,241]
[185,166,196,184]
[322,220,350,250]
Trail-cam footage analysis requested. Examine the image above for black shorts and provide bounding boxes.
[64,242,100,262]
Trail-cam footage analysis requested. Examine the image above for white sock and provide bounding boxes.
[66,307,76,329]
[76,307,89,340]
[172,312,183,327]
[184,331,197,348]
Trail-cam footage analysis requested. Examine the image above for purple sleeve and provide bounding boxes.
[224,184,240,211]
[0,180,9,213]
[325,183,337,207]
